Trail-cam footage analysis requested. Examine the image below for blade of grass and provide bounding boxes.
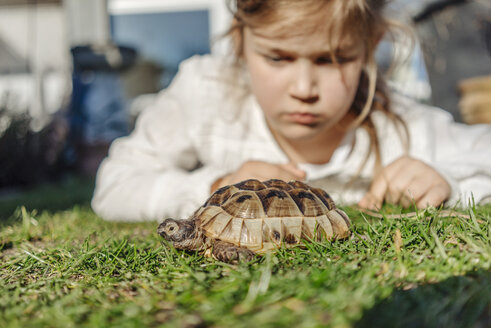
[430,228,448,260]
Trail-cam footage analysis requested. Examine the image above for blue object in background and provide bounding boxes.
[66,45,137,175]
[76,71,129,144]
[68,45,136,146]
[110,10,211,88]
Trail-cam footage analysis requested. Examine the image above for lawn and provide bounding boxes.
[0,178,490,327]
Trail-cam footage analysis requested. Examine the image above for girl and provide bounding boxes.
[92,0,491,222]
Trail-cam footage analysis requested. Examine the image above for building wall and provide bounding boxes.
[0,3,70,72]
[0,3,70,122]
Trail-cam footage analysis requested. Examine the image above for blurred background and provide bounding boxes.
[0,0,490,193]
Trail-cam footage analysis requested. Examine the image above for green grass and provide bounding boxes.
[0,180,490,327]
[0,177,95,221]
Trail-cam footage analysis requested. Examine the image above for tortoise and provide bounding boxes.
[157,179,350,263]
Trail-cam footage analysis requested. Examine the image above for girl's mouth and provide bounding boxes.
[286,112,320,125]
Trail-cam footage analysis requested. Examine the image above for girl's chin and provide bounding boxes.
[272,123,328,142]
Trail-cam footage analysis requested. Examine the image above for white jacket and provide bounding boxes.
[92,55,491,222]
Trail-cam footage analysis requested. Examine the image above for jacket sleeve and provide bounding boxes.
[428,111,491,206]
[91,61,229,222]
[405,105,491,207]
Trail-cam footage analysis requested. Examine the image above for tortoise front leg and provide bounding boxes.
[212,240,255,264]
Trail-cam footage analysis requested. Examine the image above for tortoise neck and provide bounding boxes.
[186,227,204,251]
[186,217,206,251]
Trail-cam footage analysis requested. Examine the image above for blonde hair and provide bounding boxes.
[225,0,409,174]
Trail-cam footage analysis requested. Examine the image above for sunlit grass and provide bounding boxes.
[0,181,490,327]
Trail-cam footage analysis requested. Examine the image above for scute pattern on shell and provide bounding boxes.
[198,179,350,253]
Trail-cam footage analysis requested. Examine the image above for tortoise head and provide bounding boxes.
[157,218,202,250]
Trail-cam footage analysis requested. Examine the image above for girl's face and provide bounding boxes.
[244,27,365,142]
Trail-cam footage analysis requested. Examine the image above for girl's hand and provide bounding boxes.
[358,156,451,210]
[211,161,306,192]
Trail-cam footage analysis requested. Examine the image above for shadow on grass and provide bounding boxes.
[356,269,491,328]
[0,176,95,222]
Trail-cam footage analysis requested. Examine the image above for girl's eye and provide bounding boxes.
[265,55,292,63]
[315,57,334,64]
[316,56,354,65]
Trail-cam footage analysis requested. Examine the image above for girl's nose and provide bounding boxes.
[289,61,319,103]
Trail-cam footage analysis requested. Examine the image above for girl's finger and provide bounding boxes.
[416,183,450,209]
[359,173,389,210]
[398,175,431,208]
[358,192,381,210]
[384,163,426,205]
[399,192,415,208]
[280,163,306,180]
[362,157,414,208]
[385,180,410,205]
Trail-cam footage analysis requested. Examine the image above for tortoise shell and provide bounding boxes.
[194,179,351,253]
